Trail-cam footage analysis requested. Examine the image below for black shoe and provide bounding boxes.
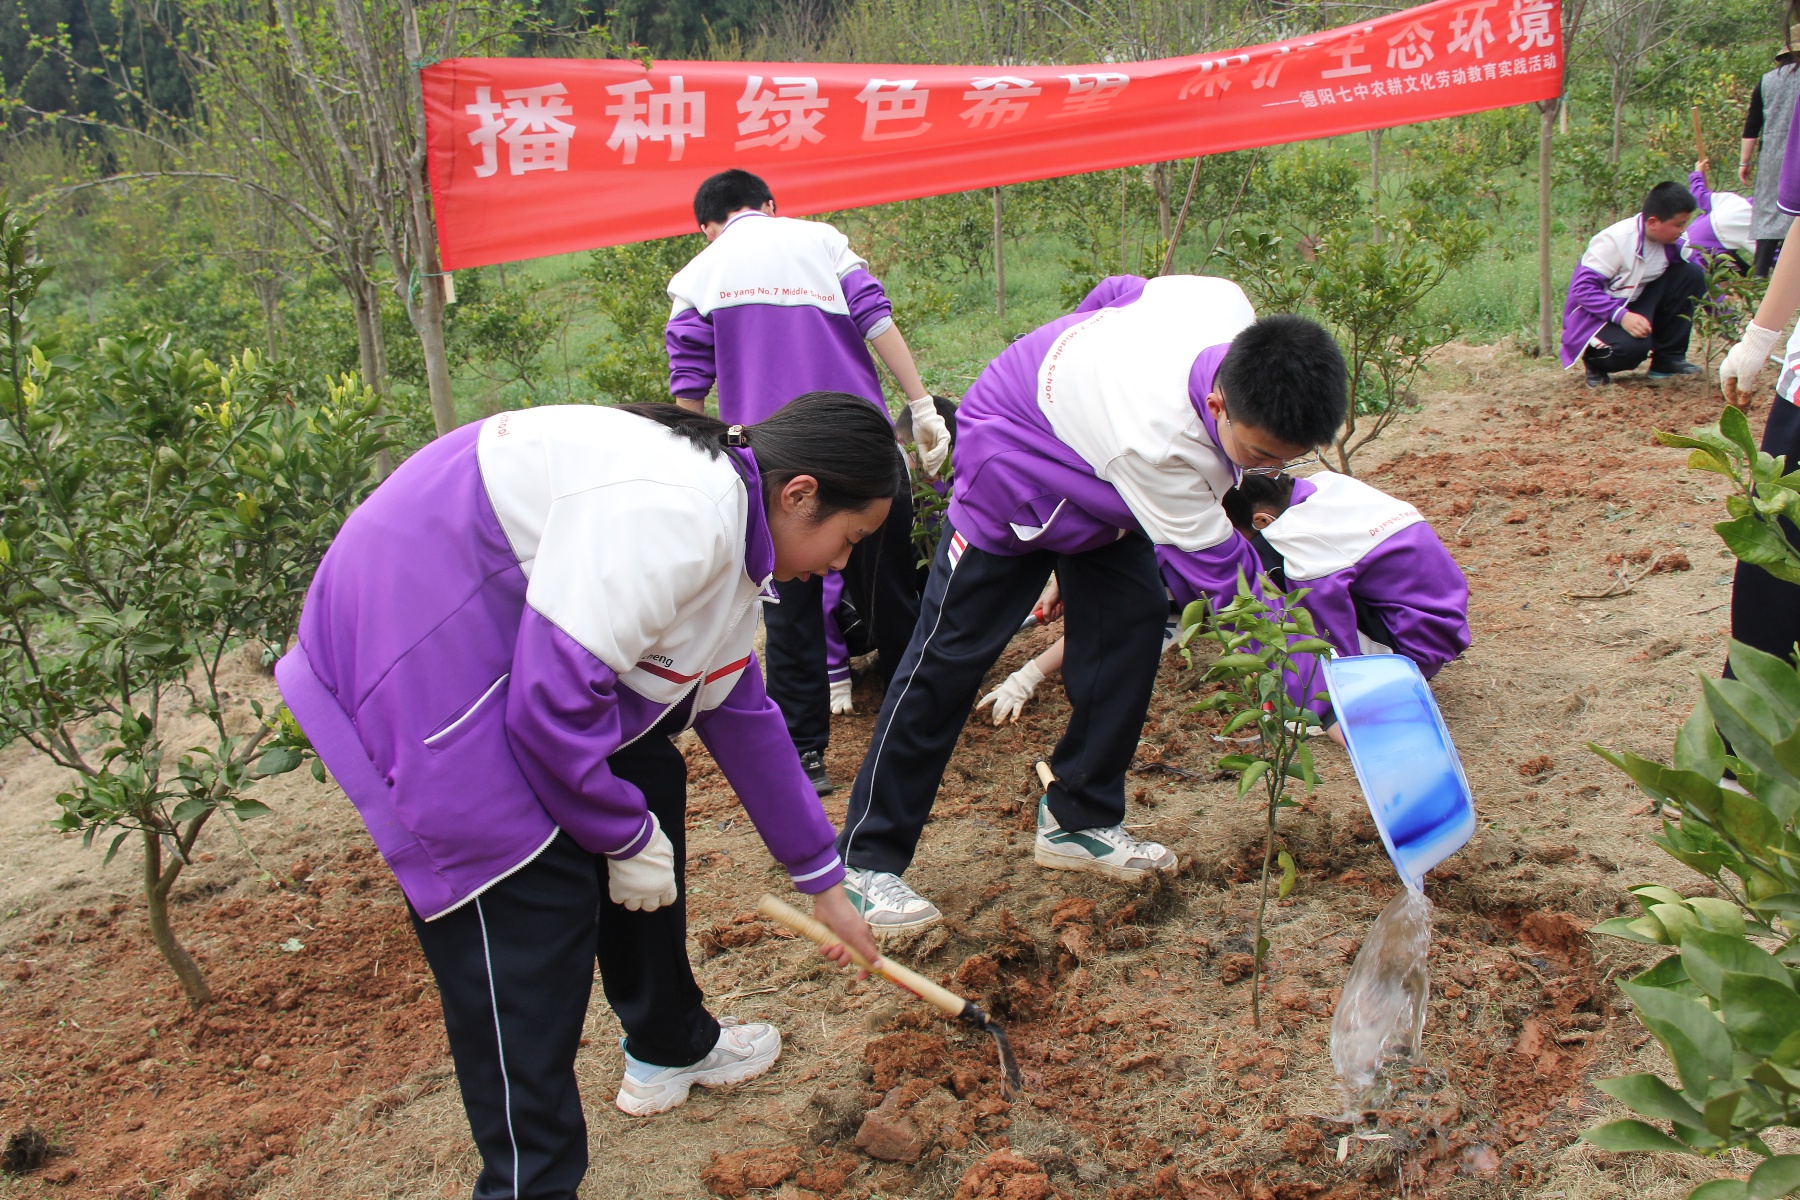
[799,750,834,796]
[1647,359,1702,379]
[1585,364,1610,389]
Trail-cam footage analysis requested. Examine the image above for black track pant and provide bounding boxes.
[409,718,717,1200]
[1730,398,1800,667]
[764,484,920,755]
[837,522,1166,876]
[1754,238,1783,277]
[1581,256,1707,375]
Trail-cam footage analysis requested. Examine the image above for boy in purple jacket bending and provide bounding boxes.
[666,170,941,795]
[1218,471,1471,739]
[1560,180,1706,389]
[836,274,1348,931]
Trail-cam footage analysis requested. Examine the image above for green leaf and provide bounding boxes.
[1675,697,1728,782]
[1580,1119,1697,1155]
[1284,638,1336,655]
[1681,928,1786,999]
[1633,954,1692,989]
[256,746,302,776]
[231,798,272,820]
[1207,653,1267,676]
[1650,902,1699,945]
[1179,600,1208,632]
[1689,1180,1750,1200]
[1687,899,1748,938]
[1725,643,1800,726]
[1747,1155,1800,1200]
[169,796,211,823]
[1621,980,1736,1095]
[310,759,326,783]
[1721,406,1760,459]
[1594,1073,1708,1131]
[1721,971,1800,1058]
[103,829,129,866]
[1221,709,1262,736]
[1238,759,1271,797]
[1277,850,1296,899]
[1703,1088,1744,1138]
[1595,915,1668,945]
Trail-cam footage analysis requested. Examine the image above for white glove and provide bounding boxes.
[977,660,1045,725]
[829,676,854,715]
[1720,322,1784,403]
[907,395,951,478]
[607,814,679,912]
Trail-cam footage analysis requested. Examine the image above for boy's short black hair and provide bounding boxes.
[694,170,775,227]
[1643,181,1697,222]
[1216,315,1348,450]
[1221,473,1296,533]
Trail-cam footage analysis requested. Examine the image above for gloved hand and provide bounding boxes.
[607,814,678,912]
[977,660,1045,725]
[907,394,952,479]
[829,676,854,715]
[1720,322,1784,403]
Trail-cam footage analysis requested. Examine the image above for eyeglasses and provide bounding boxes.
[1242,454,1326,477]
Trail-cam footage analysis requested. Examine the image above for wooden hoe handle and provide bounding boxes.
[756,894,968,1019]
[1035,760,1055,789]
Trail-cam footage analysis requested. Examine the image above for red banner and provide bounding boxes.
[423,0,1562,269]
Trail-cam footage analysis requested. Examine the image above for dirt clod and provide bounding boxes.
[2,1125,49,1174]
[702,1145,804,1197]
[953,1149,1061,1200]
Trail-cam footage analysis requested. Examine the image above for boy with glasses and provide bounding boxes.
[835,274,1348,931]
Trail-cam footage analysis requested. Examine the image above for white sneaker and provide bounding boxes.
[1034,796,1177,880]
[843,867,942,932]
[614,1017,781,1116]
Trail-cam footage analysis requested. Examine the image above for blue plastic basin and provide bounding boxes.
[1321,655,1476,890]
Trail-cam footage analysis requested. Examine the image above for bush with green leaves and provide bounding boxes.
[1178,578,1329,1030]
[0,205,392,1006]
[579,233,706,405]
[1581,405,1800,1198]
[1228,213,1482,475]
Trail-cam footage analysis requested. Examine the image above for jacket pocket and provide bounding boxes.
[423,673,510,754]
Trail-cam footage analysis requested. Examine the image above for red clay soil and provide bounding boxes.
[0,844,441,1199]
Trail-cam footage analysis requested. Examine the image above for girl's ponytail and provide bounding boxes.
[621,394,905,519]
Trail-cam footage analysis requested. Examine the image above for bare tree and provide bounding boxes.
[1590,0,1689,164]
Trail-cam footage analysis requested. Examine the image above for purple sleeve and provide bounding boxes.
[841,268,895,339]
[1075,275,1149,313]
[504,607,654,860]
[692,655,845,893]
[665,309,717,401]
[1688,170,1714,213]
[822,572,849,682]
[1156,533,1266,612]
[1566,264,1626,324]
[1280,570,1362,719]
[1781,89,1800,215]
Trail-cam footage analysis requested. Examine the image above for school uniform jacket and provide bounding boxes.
[664,211,894,424]
[1682,170,1752,257]
[947,273,1263,609]
[1771,88,1800,402]
[275,406,844,921]
[1559,214,1685,368]
[1256,472,1470,716]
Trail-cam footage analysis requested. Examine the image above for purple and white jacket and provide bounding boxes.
[1771,94,1800,402]
[948,274,1262,608]
[1560,214,1685,368]
[664,211,894,424]
[276,406,844,922]
[1255,472,1471,717]
[1682,170,1752,257]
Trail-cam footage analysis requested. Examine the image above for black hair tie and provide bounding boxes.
[725,425,751,447]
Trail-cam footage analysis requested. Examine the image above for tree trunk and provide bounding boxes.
[1120,170,1129,270]
[351,279,383,393]
[1368,129,1383,219]
[412,268,456,436]
[1539,100,1558,359]
[1155,161,1172,245]
[143,828,210,1007]
[1610,73,1625,165]
[992,186,1005,319]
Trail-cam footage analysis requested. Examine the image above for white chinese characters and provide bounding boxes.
[856,79,932,140]
[961,77,1042,130]
[466,84,576,177]
[605,76,705,165]
[737,76,828,151]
